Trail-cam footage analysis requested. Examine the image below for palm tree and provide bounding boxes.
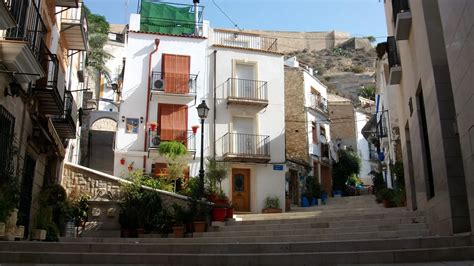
[358,86,376,101]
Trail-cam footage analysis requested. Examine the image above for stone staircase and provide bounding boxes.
[1,195,473,265]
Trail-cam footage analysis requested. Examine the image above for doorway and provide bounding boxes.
[321,165,332,196]
[289,170,299,205]
[18,155,36,238]
[232,117,255,155]
[405,122,417,210]
[232,168,251,212]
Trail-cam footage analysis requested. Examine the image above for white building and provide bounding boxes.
[207,29,286,213]
[114,2,208,180]
[284,57,332,202]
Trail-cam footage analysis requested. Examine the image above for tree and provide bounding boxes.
[84,6,112,79]
[358,85,376,101]
[367,36,376,43]
[332,149,361,194]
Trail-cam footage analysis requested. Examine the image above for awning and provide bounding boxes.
[361,114,377,140]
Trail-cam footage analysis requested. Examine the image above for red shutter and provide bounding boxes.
[158,104,174,141]
[152,163,168,178]
[162,54,190,94]
[312,124,318,144]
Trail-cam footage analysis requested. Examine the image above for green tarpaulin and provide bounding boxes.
[140,0,195,35]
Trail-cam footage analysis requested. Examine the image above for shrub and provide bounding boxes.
[264,196,280,209]
[332,150,361,194]
[351,65,365,73]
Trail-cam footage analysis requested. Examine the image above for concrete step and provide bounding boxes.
[1,236,471,254]
[230,210,424,225]
[0,246,473,265]
[60,228,430,244]
[215,216,425,233]
[81,230,120,238]
[84,221,121,231]
[198,223,428,238]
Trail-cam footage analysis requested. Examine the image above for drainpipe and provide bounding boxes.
[213,50,217,158]
[143,39,160,170]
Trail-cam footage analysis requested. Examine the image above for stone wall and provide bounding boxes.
[237,30,351,53]
[284,68,309,165]
[327,98,357,150]
[61,163,190,208]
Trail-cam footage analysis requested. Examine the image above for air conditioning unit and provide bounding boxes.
[153,78,164,91]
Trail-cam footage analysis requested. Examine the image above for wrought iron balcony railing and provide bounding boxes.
[309,94,328,113]
[387,36,401,68]
[149,130,196,152]
[226,78,268,103]
[2,0,46,60]
[213,29,278,52]
[151,71,197,94]
[222,133,270,159]
[392,0,410,26]
[51,91,77,139]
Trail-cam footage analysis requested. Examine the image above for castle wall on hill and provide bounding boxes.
[237,30,351,53]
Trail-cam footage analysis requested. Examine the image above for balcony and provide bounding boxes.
[34,50,66,115]
[309,94,328,114]
[0,0,15,29]
[225,78,268,107]
[148,130,196,152]
[150,71,197,104]
[221,133,270,163]
[321,143,330,163]
[60,3,88,50]
[55,0,78,8]
[387,36,402,85]
[0,0,45,83]
[392,0,411,41]
[52,91,77,139]
[213,29,278,53]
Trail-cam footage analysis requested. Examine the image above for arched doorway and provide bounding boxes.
[88,118,117,174]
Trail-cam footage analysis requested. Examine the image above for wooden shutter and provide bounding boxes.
[162,54,190,94]
[312,122,318,143]
[158,104,188,143]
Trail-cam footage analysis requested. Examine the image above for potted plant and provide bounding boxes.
[192,202,210,233]
[171,204,187,238]
[70,194,90,229]
[377,188,395,208]
[31,207,52,241]
[205,158,227,202]
[211,202,227,222]
[262,196,282,213]
[225,201,234,219]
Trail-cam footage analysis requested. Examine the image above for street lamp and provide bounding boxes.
[196,100,210,197]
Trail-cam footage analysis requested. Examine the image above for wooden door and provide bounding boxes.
[162,54,190,94]
[321,165,332,197]
[232,168,250,212]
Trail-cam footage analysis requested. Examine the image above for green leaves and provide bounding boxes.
[158,141,187,158]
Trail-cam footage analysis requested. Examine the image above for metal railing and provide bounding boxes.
[369,148,379,161]
[377,113,388,138]
[309,94,328,113]
[3,0,46,61]
[213,29,278,52]
[151,71,197,94]
[0,105,15,179]
[392,0,410,25]
[35,47,66,101]
[149,130,196,151]
[387,36,401,68]
[60,3,88,39]
[226,78,268,102]
[64,91,78,124]
[222,133,270,157]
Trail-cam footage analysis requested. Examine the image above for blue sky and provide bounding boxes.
[84,0,387,41]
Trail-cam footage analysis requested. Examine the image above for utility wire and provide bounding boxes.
[212,0,242,31]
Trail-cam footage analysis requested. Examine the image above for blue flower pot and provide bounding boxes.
[301,196,310,207]
[311,198,317,206]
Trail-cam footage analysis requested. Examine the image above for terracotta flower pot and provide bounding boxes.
[193,221,206,233]
[172,226,185,238]
[226,208,234,219]
[211,208,227,222]
[262,208,282,214]
[383,199,392,208]
[31,229,46,241]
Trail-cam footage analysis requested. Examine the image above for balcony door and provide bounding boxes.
[232,117,255,155]
[158,104,188,144]
[162,54,190,94]
[234,63,256,99]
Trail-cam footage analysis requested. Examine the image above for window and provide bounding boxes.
[162,54,191,94]
[320,126,326,138]
[312,122,318,143]
[158,104,188,143]
[0,105,15,182]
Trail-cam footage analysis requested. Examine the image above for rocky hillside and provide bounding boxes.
[286,46,377,101]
